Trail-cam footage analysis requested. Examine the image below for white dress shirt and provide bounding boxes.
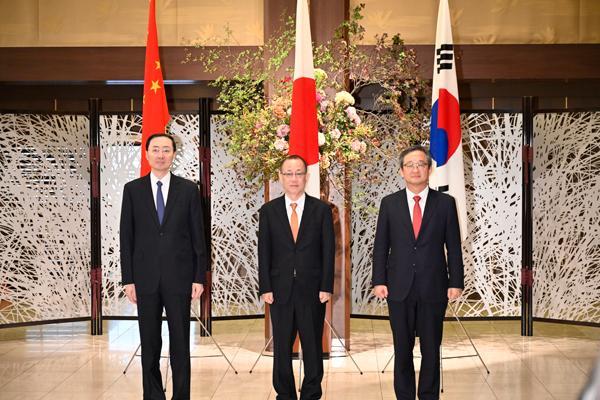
[150,172,171,209]
[285,193,306,226]
[406,186,429,222]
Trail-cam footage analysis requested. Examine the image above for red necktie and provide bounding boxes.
[413,195,422,238]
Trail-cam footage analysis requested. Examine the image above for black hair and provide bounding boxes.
[146,133,176,152]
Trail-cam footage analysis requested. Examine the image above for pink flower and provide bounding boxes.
[316,91,324,103]
[255,121,264,130]
[350,139,362,152]
[359,141,367,153]
[320,100,330,113]
[330,128,341,140]
[276,124,290,138]
[274,138,289,152]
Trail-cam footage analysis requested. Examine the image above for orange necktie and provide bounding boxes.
[290,203,299,242]
[413,195,422,238]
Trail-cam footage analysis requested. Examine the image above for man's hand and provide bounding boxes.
[124,284,137,304]
[191,283,204,300]
[373,285,388,299]
[448,288,463,301]
[262,292,274,304]
[319,292,331,303]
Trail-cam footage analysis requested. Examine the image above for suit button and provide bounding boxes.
[413,247,417,250]
[160,232,164,237]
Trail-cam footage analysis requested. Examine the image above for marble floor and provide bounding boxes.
[0,318,598,399]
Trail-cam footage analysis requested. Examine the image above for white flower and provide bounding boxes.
[274,138,289,152]
[350,139,362,152]
[359,141,367,153]
[346,106,362,125]
[318,131,326,147]
[330,128,341,140]
[335,91,355,106]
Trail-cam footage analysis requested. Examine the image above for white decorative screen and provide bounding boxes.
[456,113,522,317]
[210,116,264,316]
[100,113,200,317]
[533,112,600,323]
[351,113,405,315]
[0,113,90,324]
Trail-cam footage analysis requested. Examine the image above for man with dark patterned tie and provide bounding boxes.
[120,133,207,400]
[258,155,335,400]
[372,145,464,400]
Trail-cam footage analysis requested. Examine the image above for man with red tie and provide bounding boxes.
[372,145,464,400]
[258,155,335,400]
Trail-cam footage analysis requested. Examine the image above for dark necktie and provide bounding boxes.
[413,195,422,238]
[156,181,165,225]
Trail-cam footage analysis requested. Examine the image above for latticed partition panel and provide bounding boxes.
[456,113,522,317]
[351,113,404,316]
[533,112,600,323]
[210,116,264,316]
[0,113,90,324]
[100,113,200,317]
[351,113,522,317]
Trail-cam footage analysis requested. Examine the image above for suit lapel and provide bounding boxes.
[161,173,180,227]
[397,190,416,242]
[296,194,315,244]
[141,174,161,229]
[275,196,295,244]
[419,188,438,240]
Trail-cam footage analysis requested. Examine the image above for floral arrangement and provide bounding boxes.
[227,68,376,184]
[184,4,429,190]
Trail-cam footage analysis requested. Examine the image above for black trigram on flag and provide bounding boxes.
[436,44,454,74]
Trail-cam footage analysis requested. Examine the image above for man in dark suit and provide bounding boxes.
[372,145,464,400]
[120,133,207,400]
[258,155,335,400]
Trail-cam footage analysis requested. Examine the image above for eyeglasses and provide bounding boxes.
[281,172,307,178]
[403,162,428,169]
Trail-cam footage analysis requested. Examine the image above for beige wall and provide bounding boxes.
[354,0,600,44]
[0,0,599,47]
[0,0,264,46]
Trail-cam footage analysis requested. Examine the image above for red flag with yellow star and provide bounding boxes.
[141,0,170,176]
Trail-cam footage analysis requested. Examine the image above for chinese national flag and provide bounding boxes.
[141,0,170,176]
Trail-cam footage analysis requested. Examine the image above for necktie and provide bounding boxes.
[413,195,422,239]
[290,203,299,242]
[156,181,165,225]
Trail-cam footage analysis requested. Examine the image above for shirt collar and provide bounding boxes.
[406,186,429,200]
[150,171,171,187]
[285,193,306,210]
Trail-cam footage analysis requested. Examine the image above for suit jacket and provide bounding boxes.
[120,173,208,296]
[372,188,464,303]
[258,194,335,305]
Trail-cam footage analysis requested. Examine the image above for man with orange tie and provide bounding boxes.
[258,155,335,400]
[372,145,464,400]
